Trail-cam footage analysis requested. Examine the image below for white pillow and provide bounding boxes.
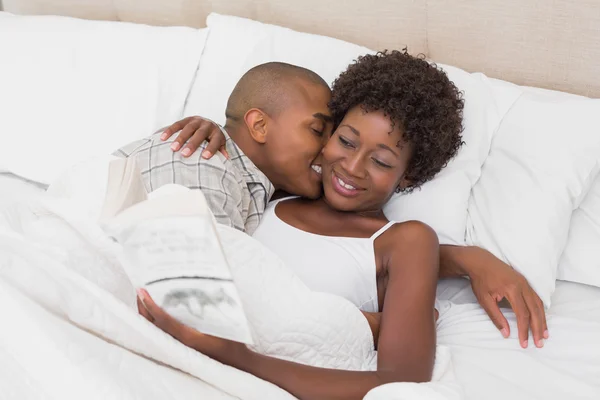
[187,13,505,245]
[183,13,373,124]
[519,85,600,288]
[0,12,208,184]
[384,68,512,245]
[467,84,600,306]
[558,174,600,287]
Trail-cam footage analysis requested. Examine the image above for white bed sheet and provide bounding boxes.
[1,174,599,399]
[436,278,600,400]
[0,172,46,210]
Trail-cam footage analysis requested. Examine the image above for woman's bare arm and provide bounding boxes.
[138,221,439,400]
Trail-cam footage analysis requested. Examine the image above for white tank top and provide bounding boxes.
[252,198,396,313]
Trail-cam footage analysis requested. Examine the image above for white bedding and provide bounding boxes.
[0,167,457,400]
[435,279,600,400]
[0,172,46,210]
[0,172,599,400]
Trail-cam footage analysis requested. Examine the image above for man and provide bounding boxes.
[115,62,332,234]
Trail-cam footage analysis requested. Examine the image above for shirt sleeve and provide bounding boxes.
[113,133,247,232]
[196,158,247,232]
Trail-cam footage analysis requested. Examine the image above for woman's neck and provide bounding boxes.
[317,197,387,221]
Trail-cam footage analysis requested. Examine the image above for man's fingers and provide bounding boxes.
[161,117,192,141]
[506,291,530,348]
[481,294,510,338]
[524,290,547,348]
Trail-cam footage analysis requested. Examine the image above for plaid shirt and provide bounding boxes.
[113,129,274,234]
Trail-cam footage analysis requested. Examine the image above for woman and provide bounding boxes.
[138,50,464,400]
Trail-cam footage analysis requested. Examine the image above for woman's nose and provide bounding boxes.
[342,154,366,178]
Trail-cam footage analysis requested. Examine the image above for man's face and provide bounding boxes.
[263,81,332,198]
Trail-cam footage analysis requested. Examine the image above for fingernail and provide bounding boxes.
[544,330,549,339]
[522,340,528,348]
[136,289,146,302]
[201,150,212,159]
[171,142,181,151]
[182,148,191,157]
[501,328,509,338]
[536,339,544,348]
[160,133,167,140]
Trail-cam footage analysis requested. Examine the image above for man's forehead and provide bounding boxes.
[277,80,330,118]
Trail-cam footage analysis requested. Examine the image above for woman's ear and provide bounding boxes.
[395,176,412,193]
[244,108,268,144]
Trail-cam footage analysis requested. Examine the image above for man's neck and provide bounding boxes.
[224,122,276,194]
[224,122,252,155]
[224,123,263,172]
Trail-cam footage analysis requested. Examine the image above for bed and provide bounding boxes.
[1,1,600,399]
[1,159,599,400]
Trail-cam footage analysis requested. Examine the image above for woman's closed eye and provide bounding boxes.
[372,158,393,169]
[338,135,355,148]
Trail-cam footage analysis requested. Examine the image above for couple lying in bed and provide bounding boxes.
[116,50,548,399]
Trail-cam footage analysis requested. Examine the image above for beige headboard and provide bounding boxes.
[4,0,600,98]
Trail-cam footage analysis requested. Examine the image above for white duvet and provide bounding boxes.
[0,159,462,400]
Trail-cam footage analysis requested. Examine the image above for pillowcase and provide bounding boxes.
[466,84,600,306]
[187,13,508,245]
[384,68,512,245]
[183,13,374,124]
[557,174,600,287]
[0,12,208,184]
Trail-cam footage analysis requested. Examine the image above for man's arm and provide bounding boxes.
[114,131,246,232]
[439,245,548,349]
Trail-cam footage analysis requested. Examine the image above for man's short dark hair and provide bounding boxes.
[225,62,330,124]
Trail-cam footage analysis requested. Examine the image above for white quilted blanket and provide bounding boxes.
[0,158,463,400]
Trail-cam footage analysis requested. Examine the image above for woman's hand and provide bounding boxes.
[160,116,229,159]
[439,245,548,349]
[136,289,248,366]
[466,249,548,349]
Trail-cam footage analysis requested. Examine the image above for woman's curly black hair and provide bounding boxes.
[329,49,465,193]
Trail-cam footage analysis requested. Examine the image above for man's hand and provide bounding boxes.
[160,116,229,159]
[440,246,549,349]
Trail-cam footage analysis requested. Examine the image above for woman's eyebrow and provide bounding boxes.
[340,124,399,156]
[339,124,360,136]
[377,143,399,157]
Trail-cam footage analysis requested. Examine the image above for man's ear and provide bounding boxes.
[244,108,269,144]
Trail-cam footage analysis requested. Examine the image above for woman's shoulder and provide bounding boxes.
[376,220,439,257]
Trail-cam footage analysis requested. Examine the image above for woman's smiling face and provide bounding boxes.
[320,105,412,214]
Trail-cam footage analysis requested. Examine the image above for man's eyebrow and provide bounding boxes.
[313,113,334,123]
